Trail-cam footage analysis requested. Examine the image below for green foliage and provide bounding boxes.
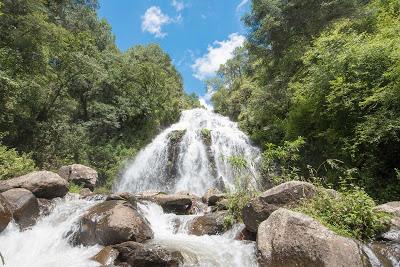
[0,144,36,180]
[212,0,400,201]
[224,190,258,229]
[68,182,85,194]
[0,0,199,187]
[261,137,305,185]
[224,154,259,228]
[297,187,390,240]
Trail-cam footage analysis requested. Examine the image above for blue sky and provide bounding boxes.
[97,0,250,97]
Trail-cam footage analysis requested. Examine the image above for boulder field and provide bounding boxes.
[1,168,399,267]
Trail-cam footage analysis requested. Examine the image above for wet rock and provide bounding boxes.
[93,246,119,266]
[1,188,40,229]
[106,192,137,208]
[235,227,256,241]
[242,181,317,232]
[0,171,69,199]
[113,241,183,267]
[367,241,400,267]
[202,188,226,206]
[212,198,229,212]
[79,188,93,198]
[37,198,56,216]
[188,211,228,236]
[137,192,192,215]
[257,208,363,267]
[71,200,153,246]
[166,130,186,188]
[59,164,98,190]
[375,201,400,241]
[0,194,12,233]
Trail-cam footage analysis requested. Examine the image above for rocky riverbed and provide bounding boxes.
[1,168,400,266]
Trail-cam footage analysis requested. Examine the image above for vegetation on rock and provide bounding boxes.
[297,187,391,240]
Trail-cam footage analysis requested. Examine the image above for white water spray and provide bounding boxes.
[0,195,101,267]
[139,202,258,267]
[118,108,260,195]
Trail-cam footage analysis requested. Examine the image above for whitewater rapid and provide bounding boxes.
[0,108,260,267]
[139,202,258,267]
[117,108,261,195]
[0,195,101,267]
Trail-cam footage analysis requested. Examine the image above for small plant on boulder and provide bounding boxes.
[68,182,85,194]
[296,186,390,240]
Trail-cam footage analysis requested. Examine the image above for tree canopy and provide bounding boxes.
[0,0,199,188]
[212,0,400,201]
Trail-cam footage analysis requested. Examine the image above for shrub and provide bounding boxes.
[0,144,36,180]
[297,187,390,240]
[68,182,85,194]
[224,190,258,229]
[261,136,305,185]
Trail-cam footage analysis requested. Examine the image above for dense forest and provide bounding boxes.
[0,0,399,202]
[211,0,400,202]
[0,0,199,190]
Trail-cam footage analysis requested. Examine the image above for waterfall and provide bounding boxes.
[0,108,262,267]
[117,108,261,195]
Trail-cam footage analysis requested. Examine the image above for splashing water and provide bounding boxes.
[117,108,261,195]
[139,202,258,267]
[0,195,101,267]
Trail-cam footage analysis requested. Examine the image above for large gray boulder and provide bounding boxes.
[0,194,12,233]
[0,171,69,199]
[242,181,317,232]
[1,188,40,229]
[257,208,364,267]
[137,191,192,215]
[58,164,98,190]
[71,200,153,246]
[188,211,228,236]
[374,201,400,241]
[100,241,183,267]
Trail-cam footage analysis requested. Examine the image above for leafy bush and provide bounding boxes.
[68,182,85,194]
[0,144,36,180]
[261,137,305,185]
[297,187,390,240]
[224,154,259,229]
[224,190,258,229]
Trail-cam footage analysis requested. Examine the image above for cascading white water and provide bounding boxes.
[0,108,261,267]
[0,195,101,267]
[117,108,261,195]
[139,202,258,267]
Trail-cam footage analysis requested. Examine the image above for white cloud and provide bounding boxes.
[236,0,249,11]
[191,33,246,80]
[141,6,171,38]
[171,0,185,11]
[199,85,215,110]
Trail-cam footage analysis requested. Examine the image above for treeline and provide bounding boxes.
[0,0,199,189]
[211,0,400,201]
